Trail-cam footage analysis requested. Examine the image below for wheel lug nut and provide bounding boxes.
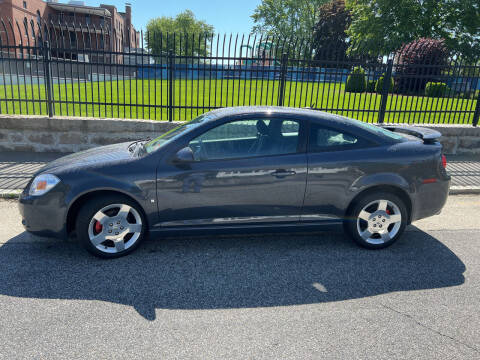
[115,232,119,235]
[379,225,382,228]
[117,221,120,224]
[109,223,113,226]
[373,224,376,227]
[108,230,112,233]
[120,226,124,230]
[382,219,385,222]
[373,218,376,221]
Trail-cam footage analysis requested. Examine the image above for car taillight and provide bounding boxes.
[442,154,447,169]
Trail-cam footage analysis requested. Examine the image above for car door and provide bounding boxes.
[301,121,377,222]
[155,116,308,227]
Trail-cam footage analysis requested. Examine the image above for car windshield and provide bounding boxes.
[144,113,215,153]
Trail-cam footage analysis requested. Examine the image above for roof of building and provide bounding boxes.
[47,2,112,17]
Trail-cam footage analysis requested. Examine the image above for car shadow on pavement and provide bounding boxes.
[0,227,465,321]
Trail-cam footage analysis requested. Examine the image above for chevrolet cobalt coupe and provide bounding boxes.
[19,107,450,258]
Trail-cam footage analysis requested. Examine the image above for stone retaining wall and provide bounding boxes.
[0,115,182,153]
[0,115,479,154]
[416,124,480,155]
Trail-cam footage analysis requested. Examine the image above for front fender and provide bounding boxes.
[61,170,157,228]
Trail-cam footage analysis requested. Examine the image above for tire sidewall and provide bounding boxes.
[76,195,147,258]
[346,192,408,249]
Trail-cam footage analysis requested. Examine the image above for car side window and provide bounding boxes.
[309,124,366,152]
[188,118,300,161]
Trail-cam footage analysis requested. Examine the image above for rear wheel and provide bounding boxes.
[345,192,407,249]
[76,195,147,258]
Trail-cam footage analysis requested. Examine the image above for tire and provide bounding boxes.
[345,191,408,249]
[75,194,147,258]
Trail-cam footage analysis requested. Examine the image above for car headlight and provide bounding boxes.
[29,174,61,196]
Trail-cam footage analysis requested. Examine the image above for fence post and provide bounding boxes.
[168,51,174,122]
[473,91,480,127]
[378,59,393,124]
[43,41,54,117]
[278,52,288,106]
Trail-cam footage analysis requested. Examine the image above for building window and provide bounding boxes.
[37,11,41,25]
[23,18,29,38]
[22,1,27,9]
[85,15,91,25]
[69,31,77,47]
[85,34,91,48]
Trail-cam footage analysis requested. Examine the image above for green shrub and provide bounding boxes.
[366,79,376,92]
[345,66,366,92]
[375,74,394,94]
[425,82,449,97]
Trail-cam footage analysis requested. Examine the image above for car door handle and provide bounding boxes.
[270,169,296,178]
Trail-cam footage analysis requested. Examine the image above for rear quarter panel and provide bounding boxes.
[302,139,444,221]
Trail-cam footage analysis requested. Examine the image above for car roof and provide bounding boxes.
[204,106,359,126]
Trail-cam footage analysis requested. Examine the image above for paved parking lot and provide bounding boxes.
[0,195,479,359]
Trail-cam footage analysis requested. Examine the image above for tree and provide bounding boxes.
[345,0,480,61]
[312,0,351,60]
[394,38,449,94]
[145,10,215,59]
[251,0,329,41]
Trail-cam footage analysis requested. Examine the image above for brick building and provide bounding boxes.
[0,0,139,62]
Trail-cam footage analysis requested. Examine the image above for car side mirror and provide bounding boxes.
[173,147,195,163]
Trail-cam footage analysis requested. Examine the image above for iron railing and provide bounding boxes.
[0,18,479,125]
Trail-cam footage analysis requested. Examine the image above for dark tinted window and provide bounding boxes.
[309,124,369,152]
[189,118,300,161]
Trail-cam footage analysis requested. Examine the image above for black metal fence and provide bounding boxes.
[0,18,479,125]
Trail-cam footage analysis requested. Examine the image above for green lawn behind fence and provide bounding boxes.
[0,79,477,124]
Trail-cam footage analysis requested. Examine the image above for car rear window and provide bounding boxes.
[352,121,405,141]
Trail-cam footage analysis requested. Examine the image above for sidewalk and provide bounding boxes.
[0,151,479,198]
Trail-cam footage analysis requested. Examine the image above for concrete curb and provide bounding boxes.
[449,186,480,195]
[0,189,22,199]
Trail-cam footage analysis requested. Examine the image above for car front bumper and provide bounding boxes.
[18,185,69,239]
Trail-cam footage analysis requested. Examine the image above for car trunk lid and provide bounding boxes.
[378,125,442,144]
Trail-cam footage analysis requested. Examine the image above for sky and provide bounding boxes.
[81,0,261,34]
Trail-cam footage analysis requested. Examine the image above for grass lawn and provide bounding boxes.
[0,79,477,124]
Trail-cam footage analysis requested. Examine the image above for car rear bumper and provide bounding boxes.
[410,178,450,223]
[18,188,68,239]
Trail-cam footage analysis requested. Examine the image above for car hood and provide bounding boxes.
[38,142,134,175]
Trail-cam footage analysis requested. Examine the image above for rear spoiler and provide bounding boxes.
[378,125,442,144]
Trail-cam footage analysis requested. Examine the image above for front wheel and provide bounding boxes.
[345,192,408,249]
[76,195,147,258]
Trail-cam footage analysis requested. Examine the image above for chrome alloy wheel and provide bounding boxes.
[356,199,402,245]
[87,204,142,254]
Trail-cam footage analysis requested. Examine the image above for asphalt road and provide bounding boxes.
[0,196,479,359]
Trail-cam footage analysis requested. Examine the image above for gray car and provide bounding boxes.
[18,107,450,258]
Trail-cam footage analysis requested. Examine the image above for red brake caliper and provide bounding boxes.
[94,221,103,233]
[386,209,391,215]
